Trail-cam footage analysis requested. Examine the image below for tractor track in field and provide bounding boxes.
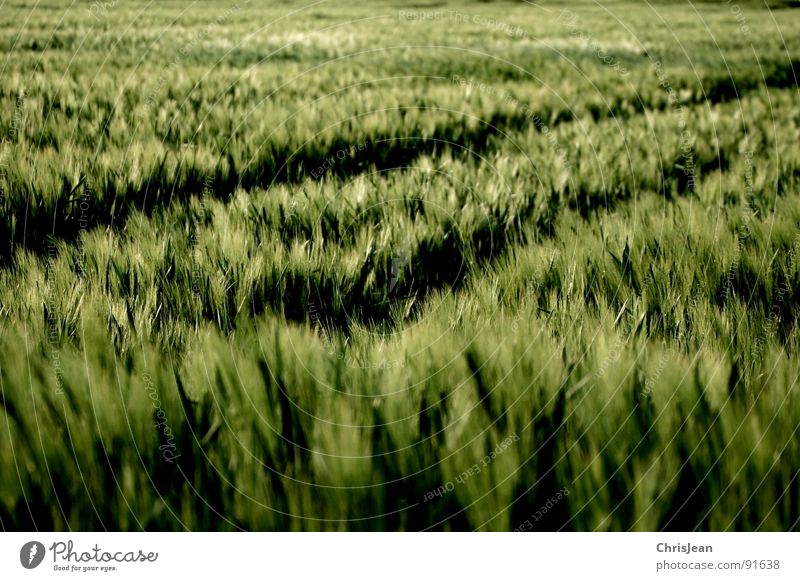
[1,58,798,265]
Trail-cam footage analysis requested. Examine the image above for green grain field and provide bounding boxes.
[1,0,799,531]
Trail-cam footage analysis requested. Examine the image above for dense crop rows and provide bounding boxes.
[1,0,799,531]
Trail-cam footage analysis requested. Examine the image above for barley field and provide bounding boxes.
[1,0,799,531]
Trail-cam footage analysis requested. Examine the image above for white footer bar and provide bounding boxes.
[1,533,797,580]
